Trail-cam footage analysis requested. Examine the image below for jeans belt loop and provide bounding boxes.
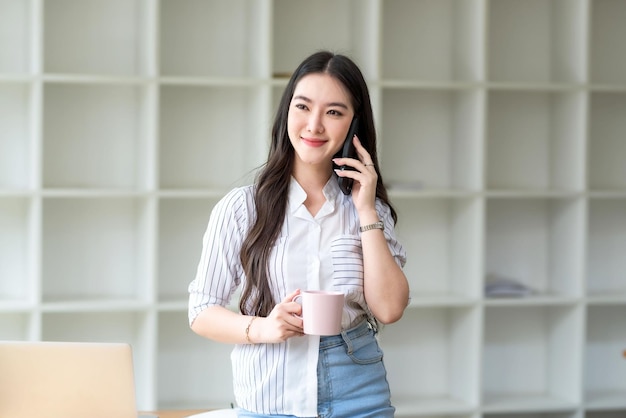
[340,328,354,355]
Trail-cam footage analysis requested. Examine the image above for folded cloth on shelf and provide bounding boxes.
[484,274,534,298]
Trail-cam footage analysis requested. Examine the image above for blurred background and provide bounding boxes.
[1,1,625,417]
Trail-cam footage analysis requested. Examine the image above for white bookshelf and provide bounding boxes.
[1,0,625,417]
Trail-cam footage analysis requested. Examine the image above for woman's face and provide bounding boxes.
[287,73,355,170]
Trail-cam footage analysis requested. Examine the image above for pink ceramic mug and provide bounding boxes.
[292,290,345,335]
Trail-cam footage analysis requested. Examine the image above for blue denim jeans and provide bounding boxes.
[237,320,395,418]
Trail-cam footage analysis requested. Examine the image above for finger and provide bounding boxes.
[285,314,303,330]
[352,136,373,164]
[280,289,303,318]
[352,135,367,156]
[282,288,301,304]
[334,167,361,180]
[352,135,365,150]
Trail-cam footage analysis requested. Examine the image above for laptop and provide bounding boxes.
[0,341,140,418]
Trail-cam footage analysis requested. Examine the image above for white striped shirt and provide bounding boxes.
[188,177,406,416]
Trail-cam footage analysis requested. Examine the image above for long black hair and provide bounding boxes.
[239,50,397,317]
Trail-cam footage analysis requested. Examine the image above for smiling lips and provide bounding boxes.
[301,137,327,147]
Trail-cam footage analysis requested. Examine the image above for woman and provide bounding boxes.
[188,50,409,417]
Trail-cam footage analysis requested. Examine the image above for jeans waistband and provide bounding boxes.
[319,319,372,350]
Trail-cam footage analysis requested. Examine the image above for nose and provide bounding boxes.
[306,113,324,134]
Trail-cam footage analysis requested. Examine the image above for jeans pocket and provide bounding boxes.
[345,329,384,365]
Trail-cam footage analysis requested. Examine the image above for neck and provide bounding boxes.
[291,160,333,194]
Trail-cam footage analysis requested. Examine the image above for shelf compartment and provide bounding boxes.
[41,310,149,341]
[272,0,378,79]
[487,0,586,83]
[485,198,584,300]
[42,83,151,189]
[41,197,151,303]
[41,311,153,409]
[395,410,478,418]
[396,415,478,418]
[0,0,31,74]
[381,89,483,191]
[157,311,235,409]
[158,197,219,302]
[0,312,32,340]
[382,0,483,82]
[590,0,626,85]
[586,411,626,418]
[159,85,267,190]
[0,198,34,303]
[160,0,268,78]
[0,83,32,189]
[482,305,583,412]
[43,0,151,75]
[270,85,285,119]
[588,93,626,191]
[381,307,481,416]
[484,413,580,418]
[395,197,482,302]
[486,90,585,191]
[584,305,626,409]
[586,198,626,298]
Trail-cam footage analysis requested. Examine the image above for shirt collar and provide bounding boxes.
[288,175,341,215]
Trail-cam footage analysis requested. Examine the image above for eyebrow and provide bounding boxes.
[292,95,349,110]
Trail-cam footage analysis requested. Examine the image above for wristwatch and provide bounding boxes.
[359,221,384,232]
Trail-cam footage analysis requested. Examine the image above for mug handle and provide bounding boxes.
[291,294,302,319]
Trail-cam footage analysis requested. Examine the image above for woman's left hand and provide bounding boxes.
[333,135,378,214]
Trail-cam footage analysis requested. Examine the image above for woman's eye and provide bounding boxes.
[294,103,308,110]
[327,109,343,116]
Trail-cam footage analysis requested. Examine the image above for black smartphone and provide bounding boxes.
[337,117,359,195]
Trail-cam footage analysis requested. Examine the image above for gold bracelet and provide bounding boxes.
[245,316,257,344]
[359,220,384,232]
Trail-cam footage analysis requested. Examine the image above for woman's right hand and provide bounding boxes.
[252,289,304,343]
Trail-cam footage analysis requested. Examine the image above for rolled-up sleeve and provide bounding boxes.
[188,187,251,325]
[376,200,407,269]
